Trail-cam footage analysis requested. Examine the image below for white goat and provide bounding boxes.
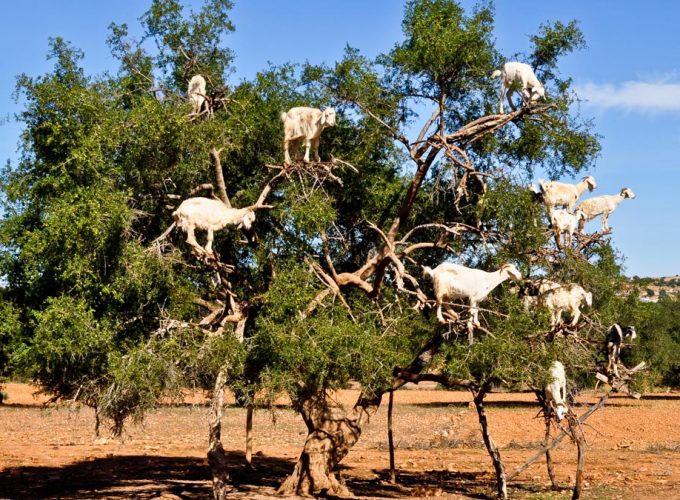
[422,262,522,329]
[172,198,265,255]
[521,278,562,311]
[534,279,562,295]
[605,323,637,378]
[541,283,592,328]
[577,187,635,232]
[550,208,586,248]
[188,74,209,118]
[538,176,597,212]
[281,106,336,164]
[544,361,568,421]
[491,62,545,114]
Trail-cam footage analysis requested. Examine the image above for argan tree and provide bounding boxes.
[0,1,637,499]
[265,2,607,497]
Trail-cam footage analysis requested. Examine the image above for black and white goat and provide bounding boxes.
[605,323,637,378]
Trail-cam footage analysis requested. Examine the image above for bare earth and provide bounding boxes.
[1,383,679,499]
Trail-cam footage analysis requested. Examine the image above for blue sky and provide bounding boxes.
[1,1,678,277]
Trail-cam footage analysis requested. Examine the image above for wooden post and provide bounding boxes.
[388,389,396,483]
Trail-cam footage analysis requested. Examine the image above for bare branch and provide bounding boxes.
[320,232,340,281]
[210,148,230,207]
[346,98,411,150]
[149,222,176,251]
[398,222,465,246]
[366,222,394,251]
[330,157,359,173]
[307,260,356,322]
[188,183,216,198]
[412,107,440,156]
[506,392,610,482]
[333,271,375,295]
[299,288,333,321]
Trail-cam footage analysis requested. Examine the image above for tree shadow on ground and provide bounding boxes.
[406,400,539,409]
[0,455,213,499]
[0,451,301,499]
[351,469,494,499]
[0,451,578,499]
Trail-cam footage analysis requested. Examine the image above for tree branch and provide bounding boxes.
[210,148,230,207]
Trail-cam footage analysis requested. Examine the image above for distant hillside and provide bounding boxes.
[629,275,680,302]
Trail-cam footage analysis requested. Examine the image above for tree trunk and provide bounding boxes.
[207,368,231,499]
[533,390,559,489]
[245,405,254,468]
[279,333,449,497]
[473,388,507,500]
[568,414,586,500]
[388,389,396,484]
[93,403,101,438]
[544,414,559,489]
[278,391,381,497]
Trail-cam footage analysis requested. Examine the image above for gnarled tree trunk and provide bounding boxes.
[207,368,232,499]
[278,333,448,497]
[278,392,381,497]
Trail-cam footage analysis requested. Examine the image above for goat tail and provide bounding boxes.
[280,111,288,122]
[490,69,502,79]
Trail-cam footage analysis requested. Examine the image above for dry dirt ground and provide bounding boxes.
[1,383,679,499]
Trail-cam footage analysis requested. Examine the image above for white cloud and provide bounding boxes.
[574,79,680,113]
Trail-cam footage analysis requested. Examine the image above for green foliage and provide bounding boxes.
[619,296,680,388]
[0,296,23,379]
[0,3,245,429]
[12,296,114,401]
[529,20,587,79]
[139,0,235,87]
[252,269,425,403]
[389,0,496,97]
